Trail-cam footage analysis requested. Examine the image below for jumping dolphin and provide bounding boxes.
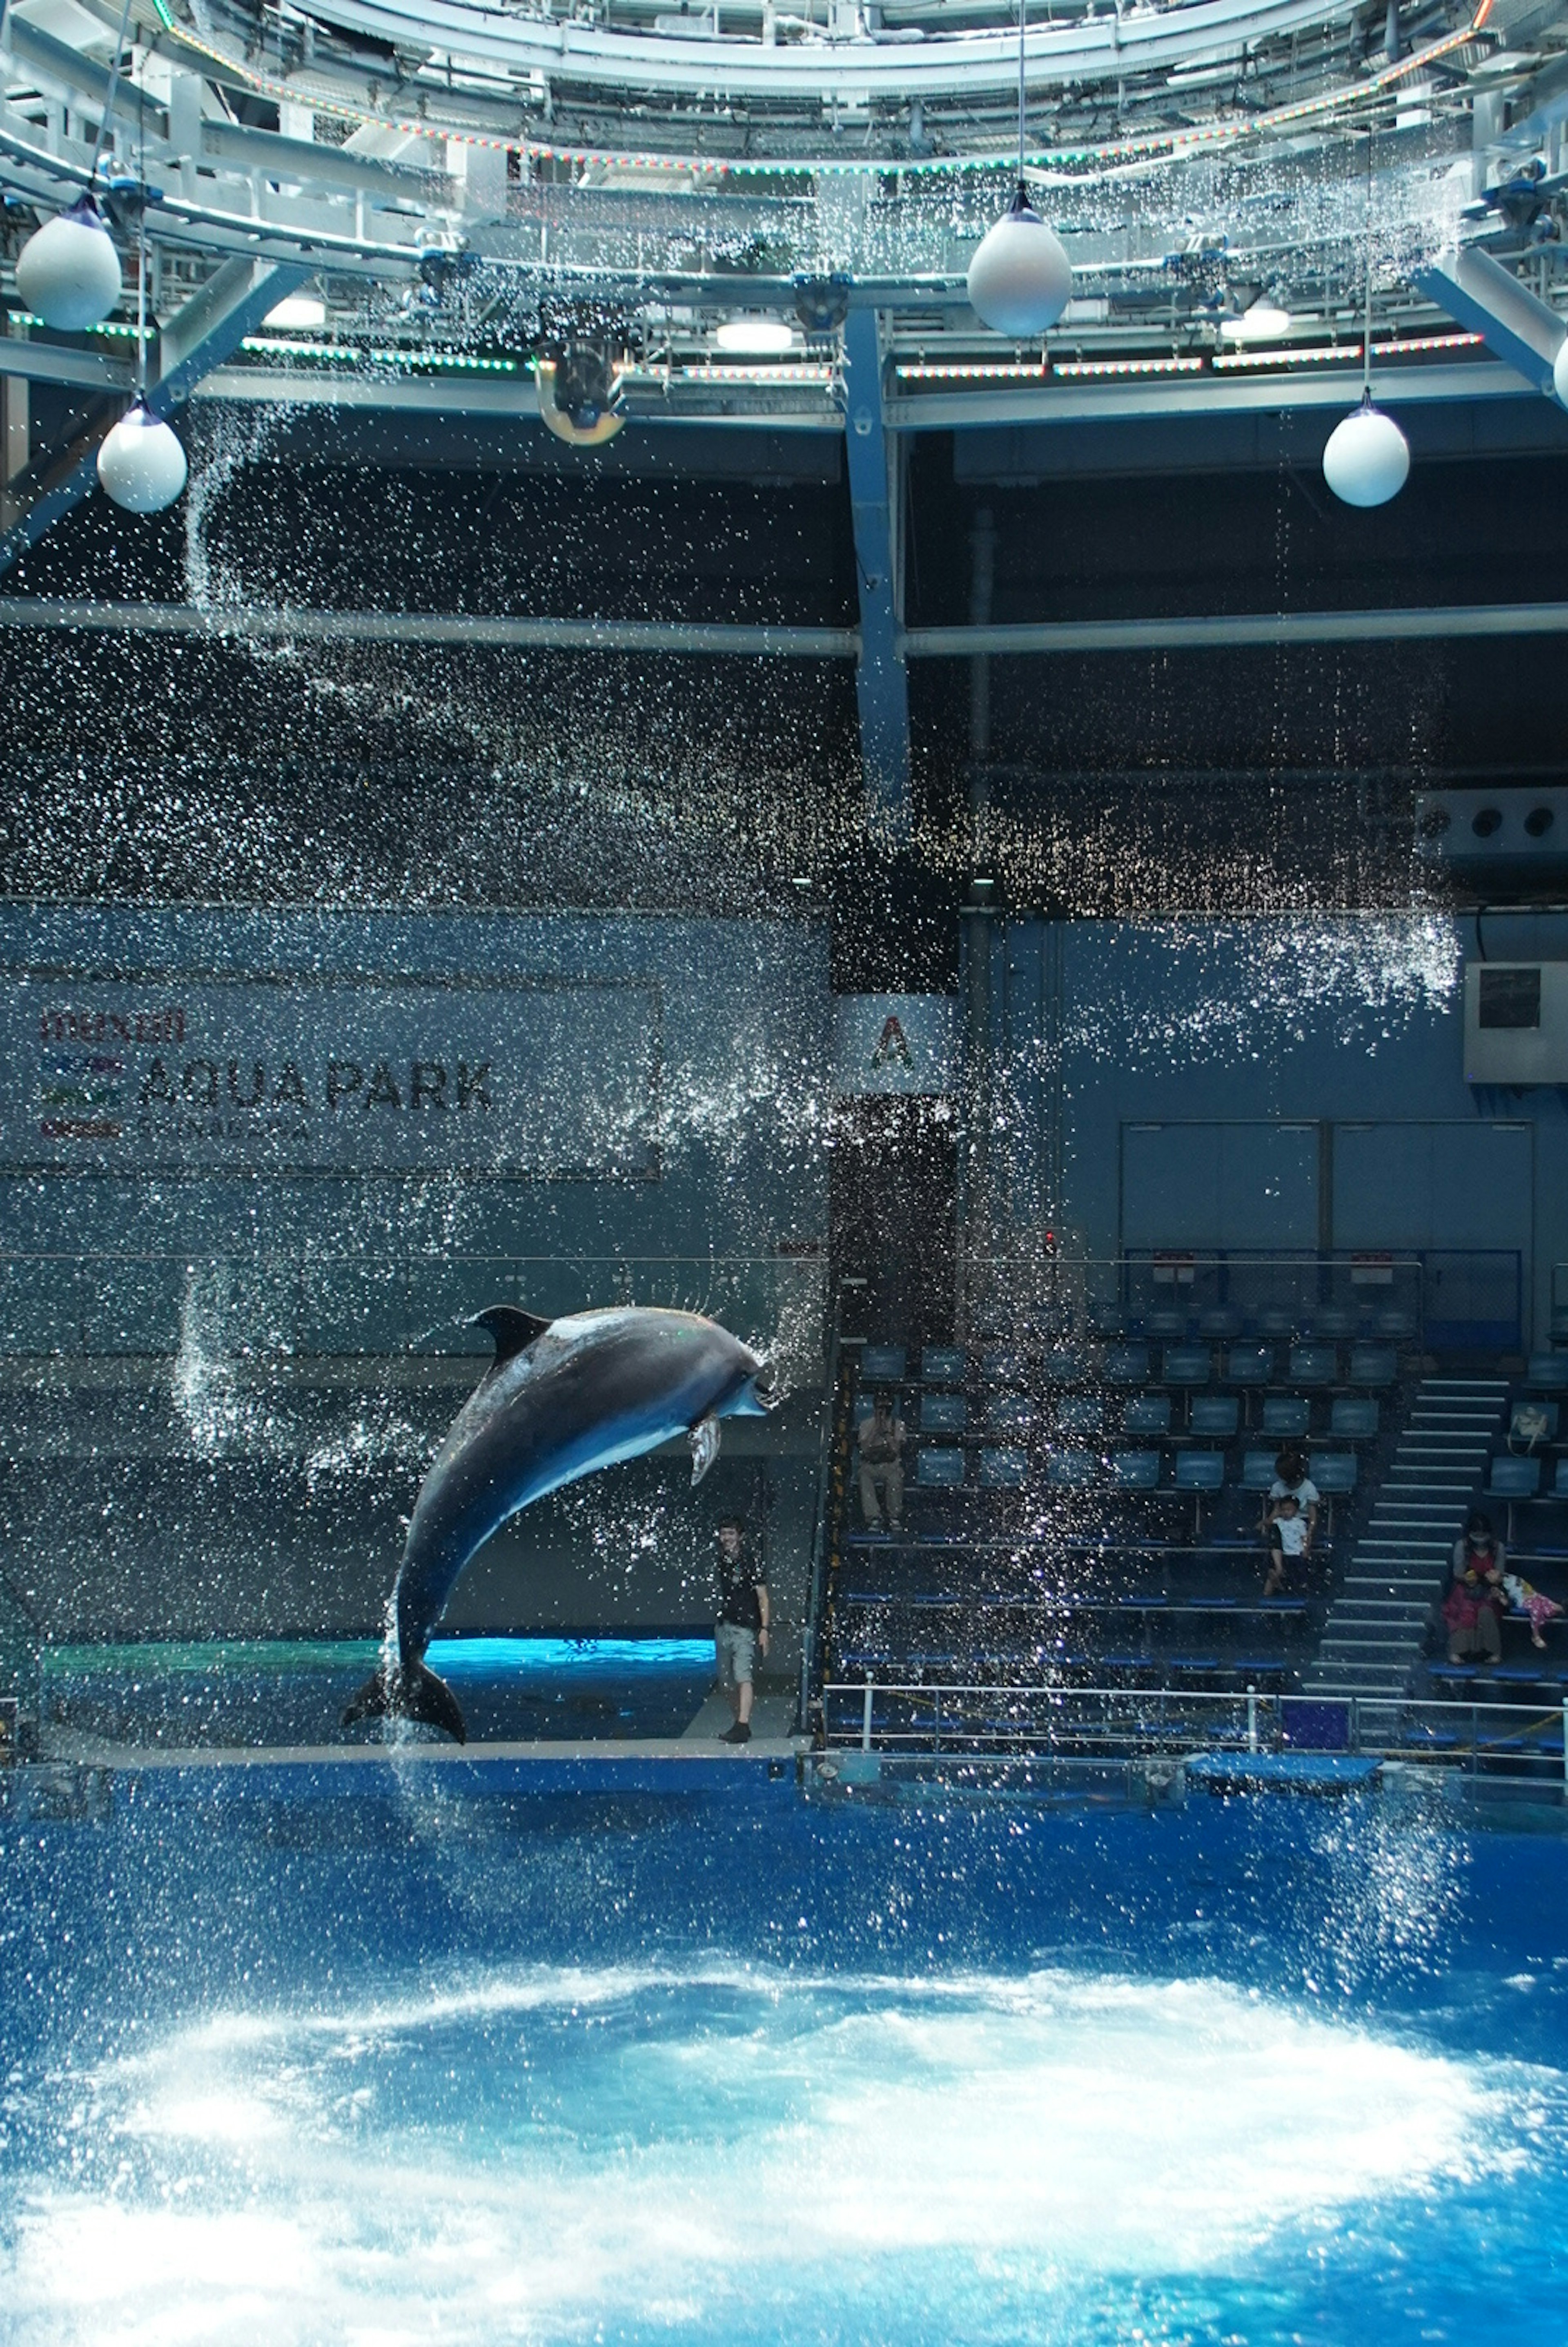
[343,1303,780,1743]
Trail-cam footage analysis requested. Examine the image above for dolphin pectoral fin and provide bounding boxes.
[688,1415,722,1486]
[340,1660,467,1744]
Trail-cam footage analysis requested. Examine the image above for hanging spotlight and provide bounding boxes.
[15,193,121,332]
[967,6,1070,339]
[537,338,626,447]
[1219,296,1293,344]
[714,316,796,356]
[1554,334,1568,406]
[96,403,188,512]
[1322,393,1410,508]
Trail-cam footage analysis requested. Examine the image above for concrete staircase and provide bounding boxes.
[1302,1375,1508,1732]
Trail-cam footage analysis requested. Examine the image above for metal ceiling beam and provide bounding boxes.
[886,359,1537,431]
[0,256,307,579]
[901,604,1568,656]
[0,598,859,656]
[1413,248,1566,398]
[3,596,1565,658]
[842,306,911,844]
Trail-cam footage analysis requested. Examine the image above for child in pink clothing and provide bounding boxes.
[1502,1574,1565,1651]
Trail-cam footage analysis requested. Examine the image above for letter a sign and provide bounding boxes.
[832,995,957,1096]
[870,1015,913,1070]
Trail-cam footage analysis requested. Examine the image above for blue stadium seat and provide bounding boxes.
[1241,1450,1279,1492]
[916,1446,967,1488]
[1055,1395,1102,1436]
[1189,1394,1239,1438]
[1526,1353,1568,1391]
[1255,1307,1296,1339]
[978,1446,1029,1488]
[1349,1345,1398,1386]
[1262,1396,1310,1439]
[920,1346,966,1384]
[859,1343,906,1383]
[1145,1307,1188,1339]
[985,1392,1035,1435]
[1330,1397,1379,1440]
[919,1390,968,1435]
[1510,1399,1560,1446]
[1162,1345,1212,1387]
[1487,1455,1541,1499]
[1111,1449,1161,1489]
[1312,1308,1356,1340]
[1226,1345,1273,1386]
[1307,1451,1358,1495]
[1290,1344,1339,1386]
[1556,1459,1568,1499]
[1041,1347,1087,1387]
[1047,1448,1099,1487]
[1373,1309,1415,1340]
[980,1347,1030,1388]
[1123,1392,1173,1437]
[1174,1451,1225,1492]
[1198,1307,1242,1340]
[1102,1343,1151,1386]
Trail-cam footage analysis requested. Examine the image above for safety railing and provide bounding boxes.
[797,1279,858,1736]
[820,1679,1568,1787]
[0,1249,826,1368]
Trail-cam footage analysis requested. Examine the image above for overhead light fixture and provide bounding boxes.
[967,6,1071,338]
[16,194,121,332]
[714,317,795,356]
[264,293,327,331]
[97,402,188,512]
[1322,134,1410,509]
[1219,297,1293,344]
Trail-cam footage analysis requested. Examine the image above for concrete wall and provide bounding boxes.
[971,910,1568,1351]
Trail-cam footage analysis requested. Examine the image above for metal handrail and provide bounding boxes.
[797,1283,855,1736]
[821,1678,1568,1786]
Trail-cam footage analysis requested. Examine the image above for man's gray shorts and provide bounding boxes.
[715,1622,757,1689]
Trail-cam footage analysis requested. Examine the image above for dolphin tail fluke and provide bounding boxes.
[341,1660,468,1745]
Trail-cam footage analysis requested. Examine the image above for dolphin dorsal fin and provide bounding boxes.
[471,1305,552,1364]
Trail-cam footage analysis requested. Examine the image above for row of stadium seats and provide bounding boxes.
[900,1444,1360,1495]
[911,1391,1380,1442]
[970,1304,1417,1343]
[860,1341,1401,1390]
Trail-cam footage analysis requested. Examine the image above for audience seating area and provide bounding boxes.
[823,1325,1409,1740]
[1417,1350,1568,1722]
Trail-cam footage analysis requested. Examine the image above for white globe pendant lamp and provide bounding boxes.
[1323,392,1410,509]
[1553,333,1568,406]
[1322,129,1409,510]
[15,194,121,332]
[968,3,1071,339]
[968,185,1072,338]
[96,228,187,515]
[97,403,187,512]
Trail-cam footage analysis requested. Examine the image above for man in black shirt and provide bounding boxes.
[714,1514,769,1746]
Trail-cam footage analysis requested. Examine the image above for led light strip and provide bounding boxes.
[895,362,1048,381]
[1212,340,1359,368]
[1371,330,1486,355]
[1053,354,1207,378]
[240,335,523,370]
[151,0,1497,185]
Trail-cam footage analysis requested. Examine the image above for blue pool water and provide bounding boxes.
[42,1636,717,1747]
[2,1767,1566,2344]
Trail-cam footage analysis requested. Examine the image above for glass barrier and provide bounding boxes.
[0,1251,828,1383]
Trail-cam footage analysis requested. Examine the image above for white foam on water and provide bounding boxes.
[3,1966,1539,2347]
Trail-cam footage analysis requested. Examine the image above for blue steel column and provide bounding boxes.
[841,305,911,843]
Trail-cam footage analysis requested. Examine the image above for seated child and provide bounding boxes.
[1264,1491,1308,1597]
[1502,1572,1565,1652]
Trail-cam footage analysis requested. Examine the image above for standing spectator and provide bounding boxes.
[714,1515,769,1745]
[1443,1510,1506,1665]
[1262,1446,1319,1555]
[855,1389,906,1533]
